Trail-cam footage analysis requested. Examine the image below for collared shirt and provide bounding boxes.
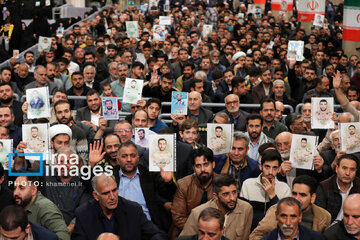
[99,207,116,234]
[249,140,260,161]
[335,179,353,223]
[263,120,288,140]
[111,80,130,112]
[85,79,94,89]
[228,159,247,193]
[118,168,151,220]
[90,110,101,126]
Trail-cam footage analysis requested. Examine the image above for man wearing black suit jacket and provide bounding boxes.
[0,82,23,127]
[72,174,167,240]
[76,89,116,129]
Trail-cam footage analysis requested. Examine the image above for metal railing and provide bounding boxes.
[295,103,342,113]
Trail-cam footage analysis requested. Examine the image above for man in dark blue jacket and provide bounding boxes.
[72,174,168,240]
[261,197,324,240]
[0,205,58,240]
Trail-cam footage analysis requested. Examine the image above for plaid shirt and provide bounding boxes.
[228,159,247,193]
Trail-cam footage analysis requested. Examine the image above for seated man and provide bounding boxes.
[240,149,290,229]
[324,193,360,240]
[214,131,261,193]
[0,205,58,240]
[180,174,253,240]
[172,147,216,235]
[179,119,201,149]
[13,176,70,240]
[250,175,331,240]
[261,197,324,240]
[72,174,168,240]
[315,154,360,224]
[145,98,168,133]
[176,207,229,240]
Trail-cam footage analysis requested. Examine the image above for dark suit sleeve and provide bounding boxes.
[72,212,88,240]
[143,84,156,97]
[314,185,327,210]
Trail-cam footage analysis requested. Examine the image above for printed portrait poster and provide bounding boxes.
[313,14,324,27]
[340,122,360,154]
[22,123,49,162]
[149,134,176,172]
[123,78,144,104]
[0,139,13,170]
[126,21,139,38]
[247,4,256,14]
[311,97,334,129]
[171,91,188,115]
[289,134,317,170]
[207,124,233,155]
[159,16,171,25]
[202,24,213,38]
[102,97,118,120]
[56,26,64,38]
[149,0,157,11]
[153,25,167,41]
[135,128,150,148]
[26,87,51,119]
[38,36,52,52]
[287,41,304,61]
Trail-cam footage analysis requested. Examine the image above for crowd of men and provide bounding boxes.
[0,0,360,239]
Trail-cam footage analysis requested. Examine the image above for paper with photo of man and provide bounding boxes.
[26,87,51,119]
[123,78,144,104]
[207,124,233,155]
[340,122,360,154]
[149,134,176,172]
[289,134,317,170]
[311,97,334,129]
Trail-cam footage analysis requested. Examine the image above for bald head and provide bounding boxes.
[188,91,202,112]
[275,101,284,121]
[224,94,240,114]
[343,194,360,237]
[275,131,292,160]
[338,112,354,123]
[97,233,120,240]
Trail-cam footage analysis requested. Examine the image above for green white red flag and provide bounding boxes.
[297,0,325,22]
[343,0,360,42]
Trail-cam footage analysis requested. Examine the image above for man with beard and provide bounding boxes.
[302,76,332,102]
[42,146,91,234]
[0,106,21,147]
[180,174,253,240]
[0,67,23,98]
[100,62,119,87]
[260,98,287,140]
[83,65,100,92]
[208,50,226,80]
[252,69,273,104]
[221,94,248,131]
[54,100,88,163]
[111,63,130,112]
[176,62,195,91]
[324,194,360,240]
[26,126,44,153]
[89,134,121,168]
[320,130,342,172]
[76,90,115,130]
[261,197,324,240]
[145,98,168,133]
[344,125,360,152]
[12,176,70,240]
[241,149,291,229]
[0,82,23,126]
[25,65,58,95]
[46,62,64,91]
[171,148,217,235]
[245,114,274,163]
[209,126,227,154]
[110,141,175,232]
[171,147,216,232]
[301,102,312,132]
[66,72,90,110]
[275,131,331,186]
[143,73,177,113]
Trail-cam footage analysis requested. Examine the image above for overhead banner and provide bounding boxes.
[271,0,293,11]
[343,0,360,41]
[297,0,325,22]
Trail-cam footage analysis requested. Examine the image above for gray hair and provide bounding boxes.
[233,131,249,147]
[194,71,207,81]
[276,197,302,216]
[214,112,230,123]
[330,130,339,143]
[91,174,117,194]
[210,50,220,57]
[273,79,285,86]
[34,65,46,75]
[108,61,118,69]
[117,62,128,69]
[83,65,95,72]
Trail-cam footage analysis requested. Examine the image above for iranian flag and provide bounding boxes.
[254,0,266,4]
[343,0,360,42]
[271,0,293,11]
[297,0,325,22]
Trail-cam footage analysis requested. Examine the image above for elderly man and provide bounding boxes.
[24,65,58,95]
[188,91,214,124]
[324,194,360,239]
[72,174,168,240]
[220,94,249,131]
[261,197,324,240]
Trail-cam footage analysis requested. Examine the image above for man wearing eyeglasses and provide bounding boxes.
[220,94,248,131]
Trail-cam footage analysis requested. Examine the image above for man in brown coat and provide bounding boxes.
[180,174,253,240]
